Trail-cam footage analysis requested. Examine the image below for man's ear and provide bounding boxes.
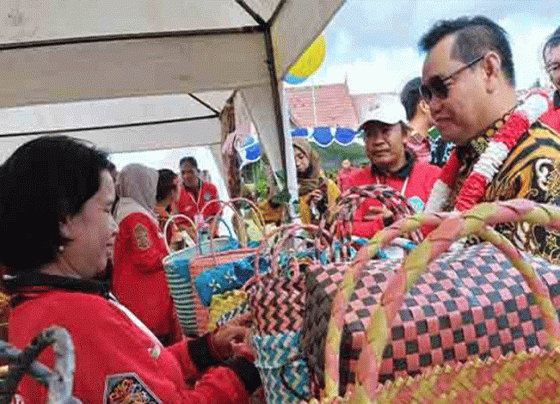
[401,123,410,143]
[481,51,502,93]
[419,99,430,116]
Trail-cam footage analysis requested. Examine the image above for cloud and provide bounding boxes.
[312,0,560,91]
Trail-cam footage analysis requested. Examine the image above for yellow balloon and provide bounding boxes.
[289,34,326,79]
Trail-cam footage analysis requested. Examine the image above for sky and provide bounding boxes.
[308,0,559,94]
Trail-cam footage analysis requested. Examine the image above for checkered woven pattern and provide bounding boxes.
[303,243,560,393]
[252,331,310,404]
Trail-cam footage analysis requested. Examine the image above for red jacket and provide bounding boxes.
[347,160,441,238]
[540,90,560,133]
[175,181,220,222]
[113,211,181,343]
[8,289,250,404]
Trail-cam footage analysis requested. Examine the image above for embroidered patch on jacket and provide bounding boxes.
[133,223,151,250]
[104,373,162,404]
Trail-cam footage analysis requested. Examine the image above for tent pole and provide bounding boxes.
[235,0,289,182]
[262,25,288,184]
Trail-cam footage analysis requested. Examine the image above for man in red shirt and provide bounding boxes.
[348,98,441,238]
[174,156,220,233]
[337,159,355,193]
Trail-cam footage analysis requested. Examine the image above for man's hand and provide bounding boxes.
[362,205,393,223]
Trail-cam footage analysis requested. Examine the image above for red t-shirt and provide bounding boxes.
[174,181,220,222]
[347,161,441,238]
[540,92,560,134]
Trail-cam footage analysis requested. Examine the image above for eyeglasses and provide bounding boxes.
[546,61,560,74]
[419,54,485,102]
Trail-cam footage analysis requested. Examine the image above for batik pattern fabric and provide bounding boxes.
[445,115,560,264]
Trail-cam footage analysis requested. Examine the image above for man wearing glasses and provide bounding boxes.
[540,26,560,132]
[420,16,560,264]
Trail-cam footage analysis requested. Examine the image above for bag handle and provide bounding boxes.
[252,223,333,280]
[325,199,560,403]
[326,184,422,260]
[322,210,450,401]
[163,213,197,253]
[202,197,266,252]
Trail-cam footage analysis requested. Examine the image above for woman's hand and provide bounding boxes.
[210,313,254,361]
[305,189,324,206]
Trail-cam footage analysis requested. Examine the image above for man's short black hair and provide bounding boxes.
[179,156,198,169]
[400,77,422,121]
[543,26,560,61]
[419,16,515,86]
[0,136,111,274]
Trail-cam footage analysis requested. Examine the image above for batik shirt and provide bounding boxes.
[446,113,560,263]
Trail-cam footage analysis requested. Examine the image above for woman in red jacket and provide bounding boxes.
[0,136,260,404]
[113,163,182,346]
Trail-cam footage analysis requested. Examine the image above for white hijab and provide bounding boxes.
[114,163,159,225]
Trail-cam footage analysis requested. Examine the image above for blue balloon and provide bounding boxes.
[284,73,307,85]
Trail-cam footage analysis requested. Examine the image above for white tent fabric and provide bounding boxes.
[0,0,345,190]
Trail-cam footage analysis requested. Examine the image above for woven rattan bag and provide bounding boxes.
[162,198,262,335]
[303,199,560,404]
[244,223,332,404]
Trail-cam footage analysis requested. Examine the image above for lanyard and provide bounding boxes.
[375,174,409,196]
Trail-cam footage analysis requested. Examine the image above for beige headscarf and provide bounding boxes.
[293,137,324,196]
[114,163,159,224]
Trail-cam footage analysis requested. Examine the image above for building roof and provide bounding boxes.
[287,82,360,128]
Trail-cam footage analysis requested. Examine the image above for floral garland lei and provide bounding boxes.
[425,91,550,213]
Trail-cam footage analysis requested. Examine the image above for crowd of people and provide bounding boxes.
[0,14,559,404]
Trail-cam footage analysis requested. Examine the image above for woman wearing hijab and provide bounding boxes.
[112,163,182,346]
[292,137,340,224]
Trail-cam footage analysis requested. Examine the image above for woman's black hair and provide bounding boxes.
[0,135,111,274]
[156,169,178,202]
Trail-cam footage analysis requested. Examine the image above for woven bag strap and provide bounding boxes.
[253,223,332,280]
[203,197,265,249]
[327,184,422,253]
[322,209,451,401]
[162,214,197,253]
[333,199,560,403]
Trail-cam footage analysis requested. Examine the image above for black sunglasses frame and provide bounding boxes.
[419,54,485,102]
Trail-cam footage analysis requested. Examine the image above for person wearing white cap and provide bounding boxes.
[346,97,441,238]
